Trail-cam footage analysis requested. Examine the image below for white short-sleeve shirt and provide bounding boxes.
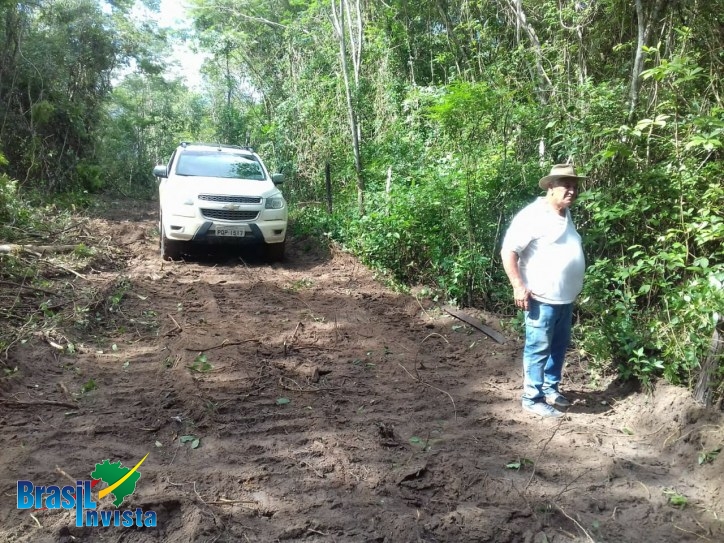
[501,197,585,304]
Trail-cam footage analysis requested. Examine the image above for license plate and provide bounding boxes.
[214,227,246,237]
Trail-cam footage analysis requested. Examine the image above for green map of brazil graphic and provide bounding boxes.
[91,460,141,507]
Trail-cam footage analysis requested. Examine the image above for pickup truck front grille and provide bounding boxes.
[199,194,262,204]
[201,209,259,221]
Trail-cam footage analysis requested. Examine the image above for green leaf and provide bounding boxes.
[663,488,688,507]
[180,435,196,443]
[275,397,291,405]
[191,438,201,449]
[698,448,721,465]
[81,378,97,393]
[188,353,213,373]
[638,284,651,295]
[505,458,533,470]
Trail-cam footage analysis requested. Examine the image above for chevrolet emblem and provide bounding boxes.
[222,204,241,210]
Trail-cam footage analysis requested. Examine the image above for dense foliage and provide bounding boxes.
[0,0,722,396]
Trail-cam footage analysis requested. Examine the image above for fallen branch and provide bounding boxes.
[38,260,87,280]
[205,498,257,506]
[0,244,79,255]
[0,281,60,297]
[0,398,79,409]
[184,338,260,352]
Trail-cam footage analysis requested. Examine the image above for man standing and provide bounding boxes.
[501,164,586,418]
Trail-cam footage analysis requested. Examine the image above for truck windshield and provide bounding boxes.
[175,151,266,180]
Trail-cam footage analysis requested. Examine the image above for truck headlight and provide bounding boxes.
[265,197,285,210]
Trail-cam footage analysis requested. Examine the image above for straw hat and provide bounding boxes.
[539,164,586,189]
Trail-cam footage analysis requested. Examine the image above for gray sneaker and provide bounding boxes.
[545,393,571,408]
[522,402,563,418]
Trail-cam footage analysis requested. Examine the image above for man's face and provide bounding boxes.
[548,178,579,208]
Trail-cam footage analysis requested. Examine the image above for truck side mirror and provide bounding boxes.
[153,165,168,178]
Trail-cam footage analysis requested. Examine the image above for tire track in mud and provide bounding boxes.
[165,265,521,541]
[112,239,510,541]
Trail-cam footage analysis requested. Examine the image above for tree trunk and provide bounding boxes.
[503,0,552,98]
[325,162,333,214]
[694,318,723,406]
[629,0,666,120]
[435,0,468,78]
[331,0,365,215]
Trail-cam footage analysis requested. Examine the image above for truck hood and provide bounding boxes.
[172,176,280,199]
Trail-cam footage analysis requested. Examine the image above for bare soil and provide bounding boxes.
[1,198,722,543]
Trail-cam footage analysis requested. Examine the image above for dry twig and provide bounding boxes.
[164,313,182,336]
[525,416,565,490]
[205,498,257,506]
[278,376,335,393]
[555,505,596,543]
[54,466,78,485]
[184,338,260,352]
[673,524,711,541]
[397,361,457,422]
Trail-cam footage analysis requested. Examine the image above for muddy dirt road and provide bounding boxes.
[1,199,722,542]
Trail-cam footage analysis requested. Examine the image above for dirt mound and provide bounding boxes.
[0,198,722,542]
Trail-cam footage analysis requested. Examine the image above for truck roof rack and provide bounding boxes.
[180,142,255,152]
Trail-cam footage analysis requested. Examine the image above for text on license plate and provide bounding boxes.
[214,227,246,237]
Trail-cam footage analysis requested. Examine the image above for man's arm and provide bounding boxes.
[501,249,531,311]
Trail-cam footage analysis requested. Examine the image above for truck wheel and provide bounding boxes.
[160,217,182,261]
[264,240,286,262]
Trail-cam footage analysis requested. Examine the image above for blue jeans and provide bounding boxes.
[522,299,573,406]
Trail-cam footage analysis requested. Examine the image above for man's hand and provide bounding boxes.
[513,285,531,311]
[501,250,530,311]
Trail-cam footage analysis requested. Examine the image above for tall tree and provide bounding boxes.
[331,0,365,214]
